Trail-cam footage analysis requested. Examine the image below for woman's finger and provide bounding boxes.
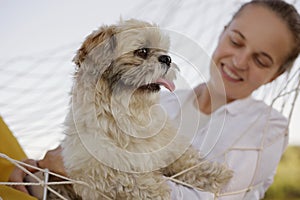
[8,159,38,194]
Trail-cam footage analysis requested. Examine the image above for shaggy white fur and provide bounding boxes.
[59,19,232,200]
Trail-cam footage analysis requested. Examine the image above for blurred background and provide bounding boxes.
[0,0,299,199]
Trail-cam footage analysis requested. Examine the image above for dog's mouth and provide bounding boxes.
[139,78,175,92]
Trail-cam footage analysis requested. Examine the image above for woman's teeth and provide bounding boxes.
[223,65,242,81]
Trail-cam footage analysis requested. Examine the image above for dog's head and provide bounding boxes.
[73,19,177,95]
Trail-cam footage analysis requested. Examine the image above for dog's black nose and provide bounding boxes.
[158,55,171,66]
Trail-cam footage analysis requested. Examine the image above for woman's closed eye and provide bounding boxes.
[254,54,273,68]
[229,31,244,47]
[230,37,243,47]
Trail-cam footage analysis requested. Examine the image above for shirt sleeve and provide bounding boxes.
[243,125,288,200]
[225,108,288,200]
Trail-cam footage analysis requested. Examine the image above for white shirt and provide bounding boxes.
[160,89,289,200]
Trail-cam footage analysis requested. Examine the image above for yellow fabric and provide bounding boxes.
[0,185,37,200]
[0,116,37,200]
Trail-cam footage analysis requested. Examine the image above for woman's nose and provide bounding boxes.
[233,51,249,70]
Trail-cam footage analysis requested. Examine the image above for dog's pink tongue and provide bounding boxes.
[156,78,175,92]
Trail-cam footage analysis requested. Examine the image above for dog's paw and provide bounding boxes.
[201,162,233,193]
[169,157,233,193]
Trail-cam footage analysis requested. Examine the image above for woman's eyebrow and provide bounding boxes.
[232,30,245,40]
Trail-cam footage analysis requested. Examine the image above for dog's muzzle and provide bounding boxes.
[158,55,171,67]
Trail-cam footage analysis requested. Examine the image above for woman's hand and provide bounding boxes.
[8,159,38,194]
[8,145,67,194]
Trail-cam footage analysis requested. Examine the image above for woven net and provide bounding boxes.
[0,0,299,199]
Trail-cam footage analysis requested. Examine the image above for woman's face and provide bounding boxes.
[210,5,294,102]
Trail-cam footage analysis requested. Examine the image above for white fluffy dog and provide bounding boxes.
[60,19,232,200]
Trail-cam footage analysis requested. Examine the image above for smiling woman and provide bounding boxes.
[167,0,300,199]
[209,4,295,103]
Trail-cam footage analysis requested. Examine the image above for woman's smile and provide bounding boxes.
[220,63,243,82]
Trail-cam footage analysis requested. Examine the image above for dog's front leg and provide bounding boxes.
[161,147,233,193]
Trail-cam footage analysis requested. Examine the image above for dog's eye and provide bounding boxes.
[134,48,149,59]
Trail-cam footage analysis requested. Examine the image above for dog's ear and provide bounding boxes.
[73,25,116,69]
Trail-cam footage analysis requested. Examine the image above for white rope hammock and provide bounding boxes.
[0,0,299,199]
